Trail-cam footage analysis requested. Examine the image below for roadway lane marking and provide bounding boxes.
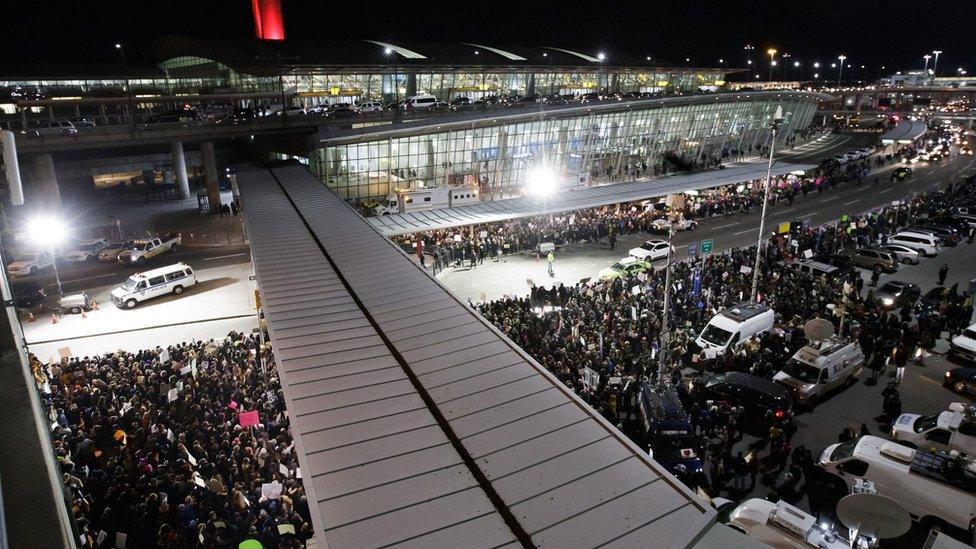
[798,213,815,219]
[843,199,860,206]
[733,228,756,236]
[821,196,839,202]
[713,222,740,230]
[880,188,894,193]
[60,272,121,285]
[204,253,247,261]
[779,207,796,213]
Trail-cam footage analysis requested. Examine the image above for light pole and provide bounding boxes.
[597,52,606,93]
[793,60,800,81]
[767,48,777,81]
[527,166,556,251]
[932,50,942,76]
[813,61,820,82]
[744,45,755,80]
[750,105,784,304]
[384,48,399,104]
[115,42,134,129]
[837,55,847,84]
[923,54,932,73]
[658,214,677,383]
[29,215,67,298]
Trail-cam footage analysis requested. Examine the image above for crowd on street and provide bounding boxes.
[477,172,976,501]
[32,331,311,548]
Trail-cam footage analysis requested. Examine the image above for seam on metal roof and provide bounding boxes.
[362,40,428,59]
[462,43,528,61]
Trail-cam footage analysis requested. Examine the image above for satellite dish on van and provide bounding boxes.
[803,318,835,341]
[836,493,911,540]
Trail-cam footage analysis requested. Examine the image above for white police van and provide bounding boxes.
[111,263,197,309]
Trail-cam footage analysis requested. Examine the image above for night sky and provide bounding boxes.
[6,0,974,76]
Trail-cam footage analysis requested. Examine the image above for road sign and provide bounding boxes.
[688,242,699,257]
[700,239,714,254]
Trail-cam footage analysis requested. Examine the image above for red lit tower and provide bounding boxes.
[252,0,285,40]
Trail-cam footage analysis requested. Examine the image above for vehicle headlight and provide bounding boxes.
[882,297,894,306]
[946,371,952,379]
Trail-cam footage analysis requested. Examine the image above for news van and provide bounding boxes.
[773,336,863,406]
[695,303,774,355]
[374,186,480,215]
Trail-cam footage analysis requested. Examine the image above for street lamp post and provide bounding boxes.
[923,54,932,73]
[527,167,556,253]
[115,42,134,129]
[750,106,784,304]
[744,45,755,80]
[384,48,399,104]
[837,55,847,84]
[932,50,942,76]
[658,215,677,383]
[29,216,67,298]
[597,52,606,93]
[767,48,777,81]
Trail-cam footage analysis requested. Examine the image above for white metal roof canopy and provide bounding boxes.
[239,162,716,548]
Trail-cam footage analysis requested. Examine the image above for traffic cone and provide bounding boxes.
[51,313,58,324]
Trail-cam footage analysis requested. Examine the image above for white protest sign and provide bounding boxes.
[159,349,170,363]
[167,388,178,403]
[261,481,283,500]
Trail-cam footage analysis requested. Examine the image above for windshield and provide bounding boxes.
[78,242,99,251]
[132,242,148,250]
[610,262,625,272]
[641,242,661,250]
[781,359,821,383]
[120,277,140,292]
[14,253,38,262]
[830,439,858,461]
[700,324,733,346]
[914,414,940,433]
[964,329,976,340]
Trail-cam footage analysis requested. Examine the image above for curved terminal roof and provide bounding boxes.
[239,162,717,548]
[880,119,928,144]
[144,36,732,77]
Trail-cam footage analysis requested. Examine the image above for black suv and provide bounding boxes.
[813,253,854,273]
[691,372,792,429]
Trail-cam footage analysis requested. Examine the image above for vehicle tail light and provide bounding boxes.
[774,410,784,419]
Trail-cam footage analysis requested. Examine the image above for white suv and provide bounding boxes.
[356,101,384,113]
[628,239,670,261]
[26,120,78,137]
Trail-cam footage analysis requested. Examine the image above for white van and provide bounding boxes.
[774,336,864,406]
[695,303,774,355]
[111,263,197,309]
[723,498,849,549]
[402,94,437,110]
[888,231,941,257]
[818,435,976,531]
[891,403,976,455]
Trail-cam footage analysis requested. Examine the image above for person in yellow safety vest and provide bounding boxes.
[547,251,555,277]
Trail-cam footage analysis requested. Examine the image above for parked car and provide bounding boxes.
[628,239,670,261]
[144,110,201,127]
[111,263,197,309]
[873,281,921,310]
[99,240,135,262]
[917,286,955,315]
[427,101,449,111]
[949,324,976,364]
[117,233,181,264]
[690,371,792,429]
[910,224,959,246]
[880,243,922,265]
[355,101,384,113]
[844,247,898,273]
[7,250,55,276]
[64,238,110,262]
[887,231,941,257]
[812,253,855,273]
[25,120,77,137]
[597,257,653,281]
[944,366,976,395]
[789,259,839,277]
[891,402,976,454]
[892,167,914,180]
[11,282,46,310]
[649,218,698,233]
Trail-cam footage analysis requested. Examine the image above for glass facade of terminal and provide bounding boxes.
[310,95,820,202]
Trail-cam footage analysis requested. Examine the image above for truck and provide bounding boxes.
[891,402,976,455]
[773,336,863,407]
[117,233,181,264]
[373,186,480,215]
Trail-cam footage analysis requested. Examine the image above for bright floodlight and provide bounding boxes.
[767,48,777,56]
[28,215,67,248]
[597,52,606,61]
[114,43,122,50]
[384,48,392,55]
[527,167,557,197]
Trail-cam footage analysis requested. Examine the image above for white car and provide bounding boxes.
[26,120,78,137]
[650,218,698,233]
[891,403,976,455]
[356,101,384,113]
[64,238,110,262]
[628,239,670,261]
[950,324,976,363]
[7,250,55,276]
[880,243,922,264]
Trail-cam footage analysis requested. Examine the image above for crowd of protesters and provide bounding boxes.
[32,330,311,548]
[394,143,880,274]
[476,172,976,501]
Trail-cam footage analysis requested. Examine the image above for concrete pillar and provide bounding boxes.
[406,74,418,96]
[28,154,62,213]
[171,141,191,200]
[200,141,221,214]
[526,73,536,96]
